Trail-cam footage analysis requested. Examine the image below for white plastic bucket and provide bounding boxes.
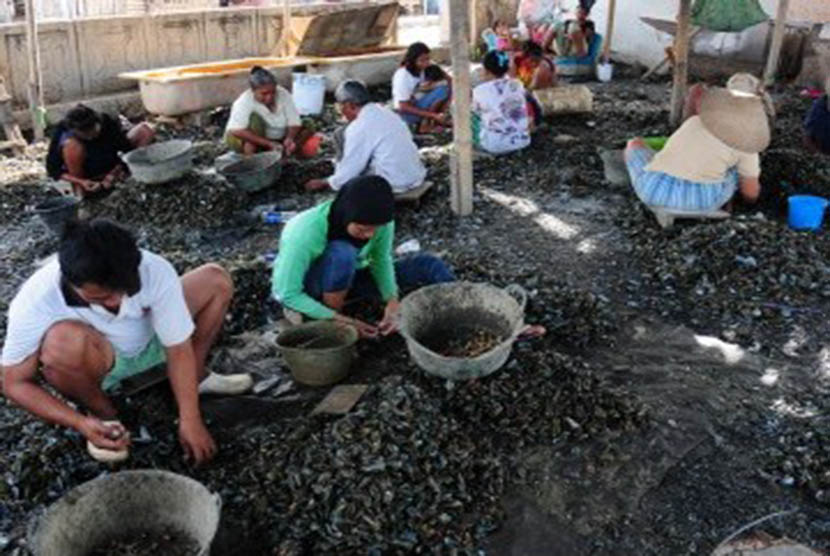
[292,73,326,116]
[597,62,613,83]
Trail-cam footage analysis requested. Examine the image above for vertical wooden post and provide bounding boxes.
[468,0,476,48]
[669,0,692,128]
[24,0,44,140]
[764,0,790,86]
[449,0,473,216]
[601,0,617,64]
[278,0,292,57]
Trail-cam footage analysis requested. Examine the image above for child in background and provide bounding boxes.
[413,65,450,133]
[493,20,513,51]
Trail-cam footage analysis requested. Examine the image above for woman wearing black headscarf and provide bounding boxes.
[271,176,454,338]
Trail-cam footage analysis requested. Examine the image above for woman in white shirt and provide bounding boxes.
[472,50,531,155]
[391,42,451,131]
[225,66,316,158]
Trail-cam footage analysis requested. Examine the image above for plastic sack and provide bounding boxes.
[517,0,564,27]
[691,0,769,33]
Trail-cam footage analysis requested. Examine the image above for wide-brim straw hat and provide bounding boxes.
[726,72,776,122]
[699,86,771,154]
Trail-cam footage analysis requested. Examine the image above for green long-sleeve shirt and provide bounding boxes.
[271,201,398,320]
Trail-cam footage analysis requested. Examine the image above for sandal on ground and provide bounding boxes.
[518,324,547,340]
[198,372,254,396]
[86,420,129,463]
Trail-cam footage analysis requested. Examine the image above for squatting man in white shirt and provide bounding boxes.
[1,219,253,464]
[305,79,427,194]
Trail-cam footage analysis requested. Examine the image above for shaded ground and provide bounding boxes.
[1,71,830,555]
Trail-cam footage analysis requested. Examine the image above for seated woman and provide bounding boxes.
[510,41,555,125]
[512,40,557,91]
[625,86,770,214]
[45,105,154,198]
[225,66,315,158]
[392,42,451,131]
[473,50,532,155]
[272,176,454,338]
[804,78,830,155]
[549,1,596,57]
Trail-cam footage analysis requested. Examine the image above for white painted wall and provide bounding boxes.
[590,0,783,69]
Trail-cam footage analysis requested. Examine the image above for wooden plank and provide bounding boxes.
[311,384,369,415]
[449,0,473,216]
[669,0,692,128]
[764,0,791,86]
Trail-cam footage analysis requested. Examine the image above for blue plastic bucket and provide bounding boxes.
[788,195,829,231]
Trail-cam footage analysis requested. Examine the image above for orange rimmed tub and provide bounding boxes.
[119,46,449,117]
[119,57,315,117]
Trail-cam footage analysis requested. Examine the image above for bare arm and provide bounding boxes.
[508,55,519,79]
[2,356,128,450]
[738,176,760,204]
[530,62,556,90]
[397,101,443,122]
[229,128,276,151]
[3,355,83,429]
[285,125,300,142]
[165,340,216,464]
[61,139,102,193]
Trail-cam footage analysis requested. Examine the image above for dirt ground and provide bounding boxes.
[1,70,830,555]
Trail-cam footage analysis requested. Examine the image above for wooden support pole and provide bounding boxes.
[763,0,790,86]
[601,0,617,64]
[24,0,44,140]
[449,0,473,216]
[468,0,478,49]
[669,0,692,128]
[278,0,292,57]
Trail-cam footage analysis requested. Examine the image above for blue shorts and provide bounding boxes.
[625,145,738,213]
[304,240,455,300]
[399,85,450,126]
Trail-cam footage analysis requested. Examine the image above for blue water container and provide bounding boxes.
[788,195,829,231]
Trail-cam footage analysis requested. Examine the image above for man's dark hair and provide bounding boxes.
[64,104,100,133]
[59,218,142,294]
[423,64,446,82]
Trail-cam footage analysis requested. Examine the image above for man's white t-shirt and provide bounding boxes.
[391,67,422,110]
[1,250,195,367]
[224,87,301,141]
[327,103,427,193]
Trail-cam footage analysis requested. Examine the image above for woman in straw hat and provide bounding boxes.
[684,72,775,124]
[624,84,771,214]
[804,77,830,155]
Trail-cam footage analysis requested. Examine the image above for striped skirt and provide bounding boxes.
[625,145,738,212]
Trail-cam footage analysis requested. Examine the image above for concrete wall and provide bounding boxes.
[0,3,379,109]
[589,0,824,69]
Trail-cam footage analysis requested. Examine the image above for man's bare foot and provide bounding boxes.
[304,179,329,192]
[518,324,547,340]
